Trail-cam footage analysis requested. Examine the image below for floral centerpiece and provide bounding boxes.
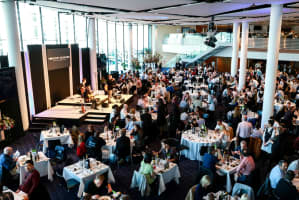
[0,114,15,130]
[0,113,15,141]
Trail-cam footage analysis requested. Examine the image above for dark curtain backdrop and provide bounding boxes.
[0,67,23,144]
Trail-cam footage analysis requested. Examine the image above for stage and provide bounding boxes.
[33,93,133,124]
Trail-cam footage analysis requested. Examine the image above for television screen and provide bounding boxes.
[46,48,70,71]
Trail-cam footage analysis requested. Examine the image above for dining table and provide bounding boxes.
[153,161,181,195]
[216,156,240,193]
[40,128,74,153]
[180,129,222,161]
[17,152,54,184]
[63,158,115,198]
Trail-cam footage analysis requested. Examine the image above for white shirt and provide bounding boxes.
[288,160,299,172]
[180,112,189,121]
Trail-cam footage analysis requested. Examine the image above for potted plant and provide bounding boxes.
[132,57,141,71]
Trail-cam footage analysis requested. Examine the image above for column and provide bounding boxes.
[152,25,157,55]
[128,23,133,71]
[261,4,283,128]
[238,22,249,91]
[115,22,118,72]
[2,0,29,130]
[88,17,98,90]
[230,22,240,77]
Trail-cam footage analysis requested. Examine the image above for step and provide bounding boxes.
[86,114,107,119]
[83,118,105,123]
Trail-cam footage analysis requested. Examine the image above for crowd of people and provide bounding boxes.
[0,62,299,200]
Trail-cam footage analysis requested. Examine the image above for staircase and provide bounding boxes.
[82,112,108,124]
[185,45,229,67]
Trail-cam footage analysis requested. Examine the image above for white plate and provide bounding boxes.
[98,196,111,200]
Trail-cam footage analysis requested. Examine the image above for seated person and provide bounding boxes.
[274,170,299,200]
[202,147,221,174]
[84,124,95,142]
[153,140,177,163]
[16,160,40,198]
[125,115,134,131]
[130,124,144,151]
[114,129,131,163]
[86,132,106,161]
[76,134,86,159]
[231,140,248,159]
[236,149,255,185]
[215,120,226,132]
[139,153,156,185]
[84,174,112,199]
[269,160,288,189]
[194,175,212,200]
[0,147,18,189]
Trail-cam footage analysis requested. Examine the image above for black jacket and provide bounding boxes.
[115,135,130,159]
[274,178,299,200]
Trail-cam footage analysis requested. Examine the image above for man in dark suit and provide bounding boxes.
[274,170,299,200]
[86,132,106,161]
[114,129,130,163]
[140,108,153,143]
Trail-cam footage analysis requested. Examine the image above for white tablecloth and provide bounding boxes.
[154,162,181,195]
[63,159,115,197]
[99,131,134,159]
[180,130,221,161]
[3,189,27,200]
[40,130,74,153]
[131,162,180,196]
[203,191,240,200]
[216,157,240,193]
[18,152,54,184]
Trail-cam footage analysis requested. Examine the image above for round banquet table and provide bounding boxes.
[180,129,222,161]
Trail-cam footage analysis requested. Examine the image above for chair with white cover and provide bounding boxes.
[130,170,150,197]
[232,183,255,200]
[185,184,197,200]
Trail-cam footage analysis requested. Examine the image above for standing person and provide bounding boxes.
[0,147,18,190]
[77,134,86,159]
[106,74,115,103]
[157,98,168,138]
[136,76,142,95]
[114,129,131,164]
[16,160,40,198]
[236,115,252,145]
[84,124,95,143]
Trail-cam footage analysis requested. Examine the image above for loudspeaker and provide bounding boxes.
[0,56,9,68]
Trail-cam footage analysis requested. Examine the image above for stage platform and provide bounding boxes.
[33,94,133,124]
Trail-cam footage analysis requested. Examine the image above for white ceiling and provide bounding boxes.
[32,0,299,26]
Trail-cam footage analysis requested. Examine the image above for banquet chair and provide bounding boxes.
[232,183,255,200]
[47,139,62,159]
[185,184,197,200]
[130,170,150,197]
[249,137,262,159]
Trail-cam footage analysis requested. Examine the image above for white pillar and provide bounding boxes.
[238,22,249,91]
[128,23,133,71]
[152,25,157,55]
[261,4,283,128]
[2,0,29,130]
[115,22,118,72]
[88,18,98,90]
[231,22,240,77]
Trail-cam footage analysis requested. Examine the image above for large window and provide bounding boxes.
[19,2,42,50]
[116,23,124,70]
[107,22,116,71]
[144,25,149,52]
[60,13,74,44]
[132,24,138,58]
[41,8,59,44]
[124,23,131,66]
[138,24,144,62]
[75,15,87,48]
[97,20,107,55]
